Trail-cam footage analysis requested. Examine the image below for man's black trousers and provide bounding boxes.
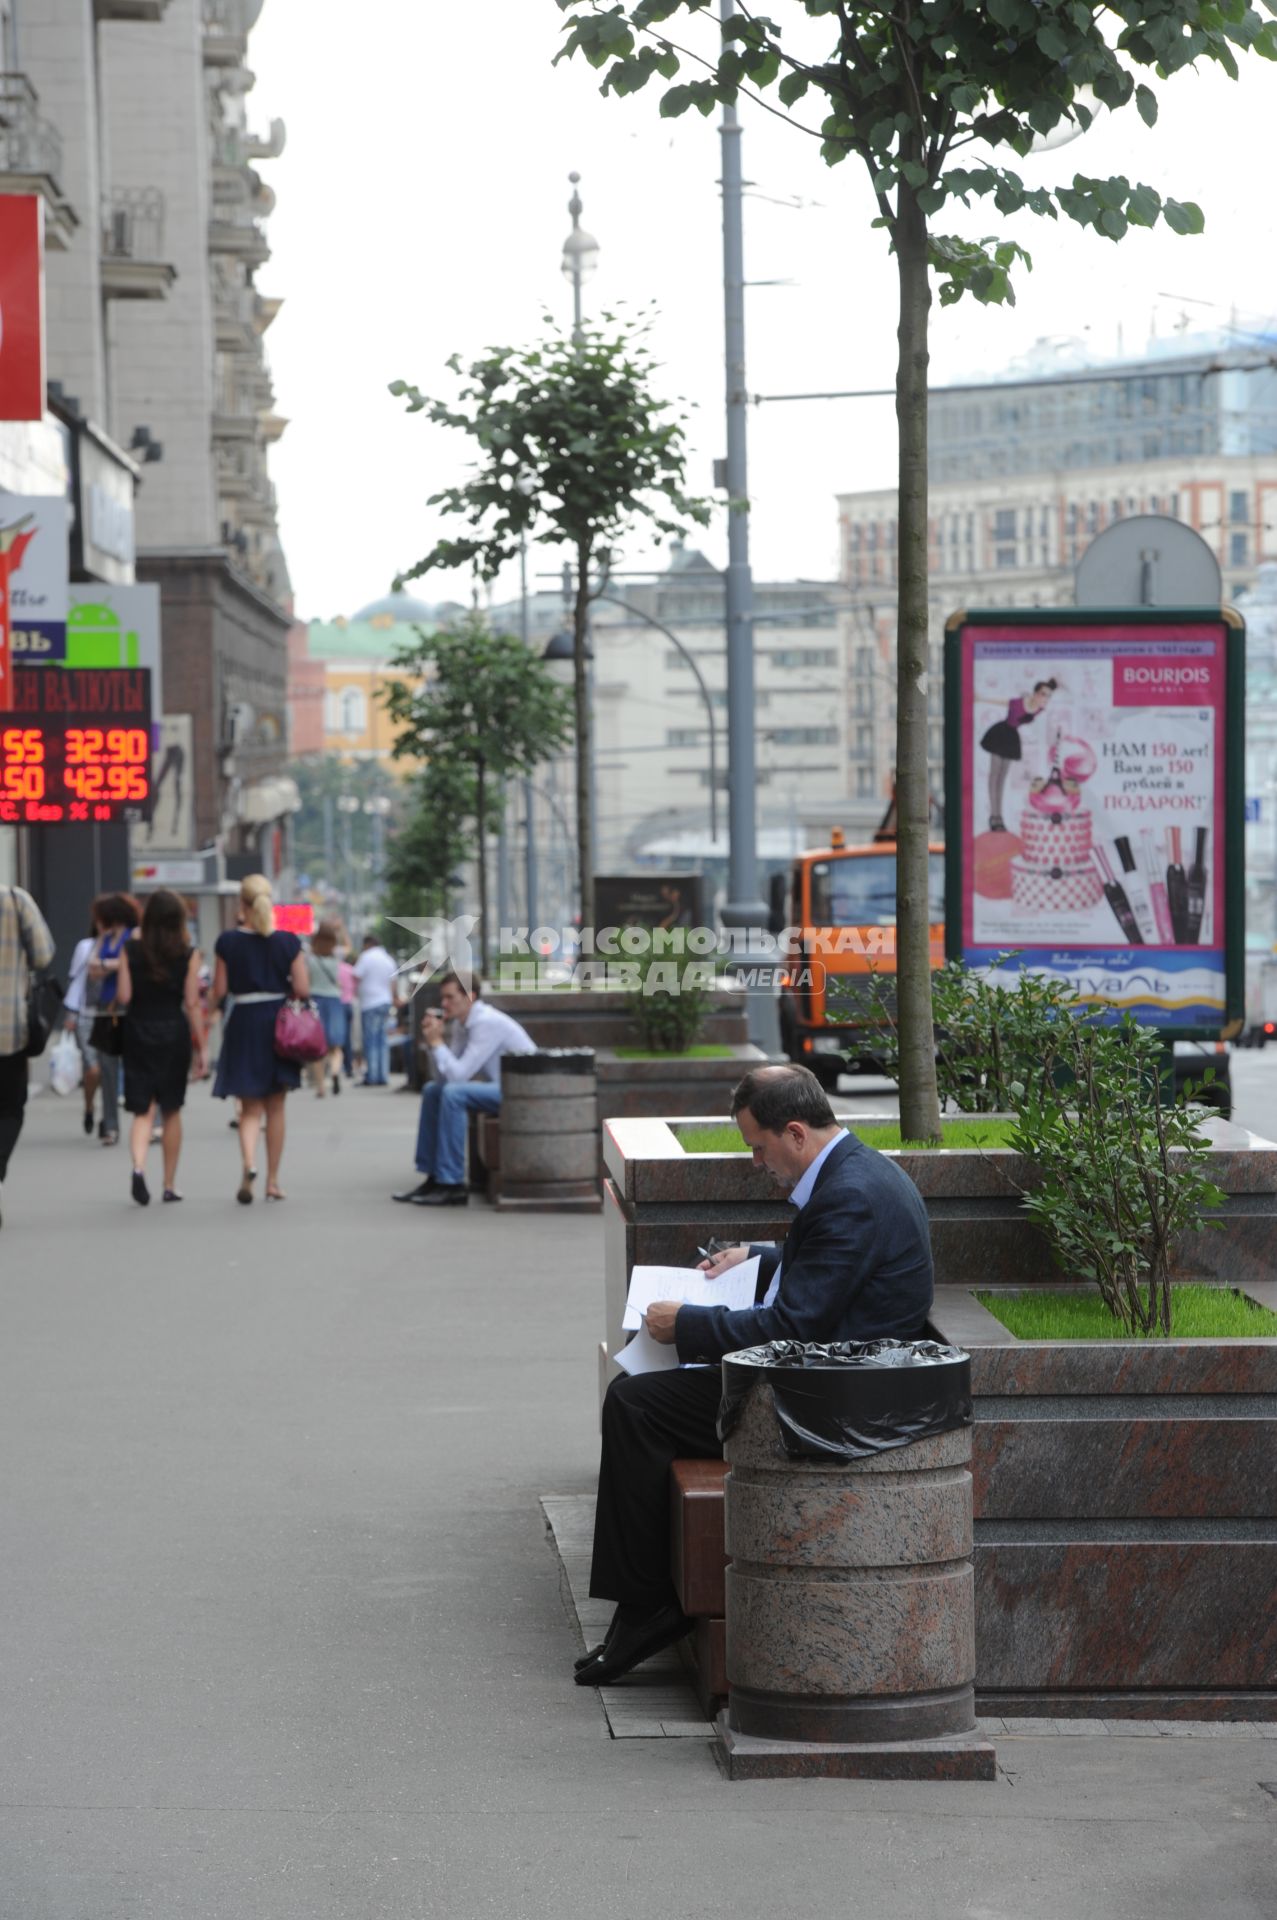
[589,1368,723,1611]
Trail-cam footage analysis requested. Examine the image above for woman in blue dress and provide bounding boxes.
[212,874,309,1204]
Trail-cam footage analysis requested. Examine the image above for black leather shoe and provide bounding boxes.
[575,1607,621,1672]
[392,1179,435,1203]
[573,1604,692,1686]
[414,1184,468,1207]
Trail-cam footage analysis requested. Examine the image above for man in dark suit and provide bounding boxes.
[577,1063,934,1687]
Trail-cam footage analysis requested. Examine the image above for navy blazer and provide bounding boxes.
[673,1132,934,1365]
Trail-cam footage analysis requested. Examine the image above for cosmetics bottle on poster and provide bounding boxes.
[1184,828,1207,945]
[1141,833,1176,945]
[1166,826,1190,944]
[1114,836,1157,942]
[1091,847,1144,945]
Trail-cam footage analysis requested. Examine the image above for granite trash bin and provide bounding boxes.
[715,1338,996,1780]
[495,1049,602,1212]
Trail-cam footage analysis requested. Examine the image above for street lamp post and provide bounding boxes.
[718,0,777,1050]
[561,171,599,345]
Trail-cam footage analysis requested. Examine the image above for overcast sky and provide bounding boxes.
[248,1,1277,623]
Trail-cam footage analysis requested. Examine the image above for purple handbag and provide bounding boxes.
[274,997,328,1064]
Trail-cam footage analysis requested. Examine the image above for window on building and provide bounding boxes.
[1231,490,1249,525]
[993,509,1016,541]
[857,724,873,752]
[1040,506,1051,537]
[1170,492,1180,518]
[330,687,366,734]
[767,726,840,746]
[666,727,704,747]
[995,546,1017,569]
[855,765,875,798]
[1231,531,1248,567]
[769,647,838,668]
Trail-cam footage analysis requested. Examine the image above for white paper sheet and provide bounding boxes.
[621,1257,761,1332]
[612,1324,682,1377]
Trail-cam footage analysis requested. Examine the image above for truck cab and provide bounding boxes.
[770,827,945,1089]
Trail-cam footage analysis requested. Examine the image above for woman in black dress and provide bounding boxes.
[212,874,309,1204]
[116,890,207,1206]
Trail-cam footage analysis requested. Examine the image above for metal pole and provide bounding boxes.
[569,173,584,344]
[718,0,777,1050]
[519,533,539,928]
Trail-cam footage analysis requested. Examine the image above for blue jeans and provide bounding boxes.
[415,1080,502,1186]
[362,1004,390,1084]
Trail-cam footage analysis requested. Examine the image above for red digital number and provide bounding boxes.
[2,726,44,766]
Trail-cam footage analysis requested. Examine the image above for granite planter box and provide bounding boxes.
[930,1286,1277,1719]
[603,1113,1277,1290]
[601,1115,1277,1717]
[595,1045,770,1125]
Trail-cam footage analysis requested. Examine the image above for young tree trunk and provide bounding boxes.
[893,178,942,1144]
[572,540,595,957]
[475,756,490,976]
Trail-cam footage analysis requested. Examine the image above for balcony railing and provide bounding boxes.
[102,185,166,262]
[0,73,64,183]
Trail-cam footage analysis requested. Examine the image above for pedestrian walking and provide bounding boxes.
[211,874,309,1204]
[305,918,345,1098]
[62,891,138,1147]
[116,890,207,1207]
[0,884,56,1228]
[338,945,356,1079]
[352,932,398,1085]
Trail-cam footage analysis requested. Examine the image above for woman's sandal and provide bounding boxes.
[236,1169,256,1206]
[163,1189,183,1203]
[265,1187,286,1202]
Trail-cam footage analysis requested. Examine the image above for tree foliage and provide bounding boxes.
[390,312,710,936]
[381,760,477,934]
[381,613,573,968]
[555,0,1275,1139]
[554,1,1273,287]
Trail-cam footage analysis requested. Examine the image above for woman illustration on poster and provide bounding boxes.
[979,678,1057,833]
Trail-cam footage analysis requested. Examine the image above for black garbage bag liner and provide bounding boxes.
[718,1338,972,1461]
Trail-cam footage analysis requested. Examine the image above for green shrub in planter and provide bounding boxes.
[864,957,1084,1114]
[1008,1016,1225,1338]
[627,950,712,1053]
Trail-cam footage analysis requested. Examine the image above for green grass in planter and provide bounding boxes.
[673,1118,1019,1153]
[613,1044,736,1060]
[976,1286,1277,1341]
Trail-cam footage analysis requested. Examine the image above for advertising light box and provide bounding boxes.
[945,610,1244,1034]
[1,665,153,824]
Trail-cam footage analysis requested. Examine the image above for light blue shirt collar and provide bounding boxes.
[786,1129,849,1213]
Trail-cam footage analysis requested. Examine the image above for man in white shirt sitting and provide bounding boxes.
[392,971,536,1209]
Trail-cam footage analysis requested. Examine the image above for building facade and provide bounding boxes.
[287,591,441,762]
[490,545,853,908]
[836,337,1277,812]
[0,0,296,956]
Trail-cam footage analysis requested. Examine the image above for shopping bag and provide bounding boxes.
[48,1030,83,1097]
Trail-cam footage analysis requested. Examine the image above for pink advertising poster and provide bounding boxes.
[958,622,1229,1026]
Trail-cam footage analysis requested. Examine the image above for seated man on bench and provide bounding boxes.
[577,1062,934,1687]
[391,971,535,1210]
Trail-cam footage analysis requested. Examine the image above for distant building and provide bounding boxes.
[836,335,1277,805]
[289,591,444,762]
[490,544,853,896]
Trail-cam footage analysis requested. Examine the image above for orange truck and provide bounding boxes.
[768,827,946,1088]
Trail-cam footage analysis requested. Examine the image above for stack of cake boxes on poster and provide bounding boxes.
[1007,732,1211,946]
